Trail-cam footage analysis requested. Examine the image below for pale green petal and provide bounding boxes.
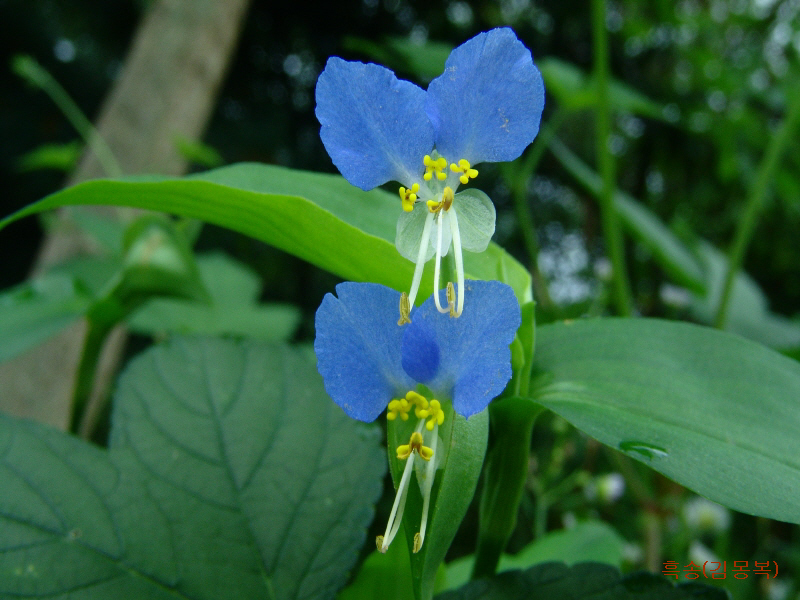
[396,204,452,263]
[453,189,496,253]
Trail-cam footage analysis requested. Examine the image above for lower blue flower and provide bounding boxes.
[314,279,521,421]
[314,279,520,553]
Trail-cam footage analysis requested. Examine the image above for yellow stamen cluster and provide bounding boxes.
[396,431,433,461]
[426,186,454,214]
[388,390,429,421]
[450,159,478,185]
[417,399,445,431]
[399,183,420,212]
[423,155,448,181]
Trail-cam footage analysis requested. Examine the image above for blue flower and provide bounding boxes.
[314,279,520,552]
[314,279,520,421]
[315,28,545,321]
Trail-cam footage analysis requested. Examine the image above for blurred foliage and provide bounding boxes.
[2,0,800,598]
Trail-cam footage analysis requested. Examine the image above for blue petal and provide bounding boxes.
[402,280,520,418]
[315,57,435,191]
[315,282,415,421]
[425,28,545,165]
[401,317,440,383]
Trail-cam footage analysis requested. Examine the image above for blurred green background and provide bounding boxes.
[1,1,799,598]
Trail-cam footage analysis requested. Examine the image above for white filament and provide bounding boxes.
[407,212,435,309]
[448,206,465,316]
[433,212,449,314]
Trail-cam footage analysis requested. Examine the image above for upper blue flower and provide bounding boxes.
[315,27,545,192]
[314,279,521,422]
[316,29,544,321]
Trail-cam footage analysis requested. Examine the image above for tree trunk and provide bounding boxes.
[0,0,252,431]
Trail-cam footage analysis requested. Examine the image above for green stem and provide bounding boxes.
[12,54,123,178]
[714,89,800,328]
[473,398,542,578]
[507,109,567,312]
[591,0,633,316]
[69,317,116,435]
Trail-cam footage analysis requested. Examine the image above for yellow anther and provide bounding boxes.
[399,183,420,212]
[446,282,458,318]
[405,390,429,417]
[398,292,411,325]
[417,399,445,431]
[413,533,422,553]
[450,158,478,185]
[426,186,454,214]
[387,398,412,421]
[376,536,386,553]
[396,431,433,461]
[423,155,448,181]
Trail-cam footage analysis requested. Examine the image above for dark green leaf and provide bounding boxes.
[0,273,92,363]
[436,562,729,600]
[549,139,705,293]
[444,521,630,592]
[0,337,385,599]
[531,318,800,524]
[128,253,300,340]
[539,58,666,119]
[690,242,800,351]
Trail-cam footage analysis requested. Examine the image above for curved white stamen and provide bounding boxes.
[408,212,435,309]
[448,206,465,317]
[433,212,449,314]
[417,423,439,549]
[380,420,427,553]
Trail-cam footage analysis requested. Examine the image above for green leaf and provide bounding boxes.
[443,521,627,591]
[0,164,532,305]
[338,529,415,600]
[0,337,385,599]
[539,57,666,120]
[530,318,800,524]
[16,141,83,173]
[0,273,92,363]
[128,253,300,340]
[387,405,489,600]
[342,36,452,81]
[549,139,705,293]
[690,242,800,351]
[473,397,541,578]
[436,562,729,600]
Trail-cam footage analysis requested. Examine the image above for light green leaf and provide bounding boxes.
[0,338,385,599]
[436,562,728,600]
[128,253,300,340]
[530,318,800,524]
[0,273,92,363]
[444,521,627,591]
[337,529,415,600]
[16,141,82,173]
[0,164,532,304]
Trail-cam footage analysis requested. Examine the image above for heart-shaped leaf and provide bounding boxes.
[0,337,385,599]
